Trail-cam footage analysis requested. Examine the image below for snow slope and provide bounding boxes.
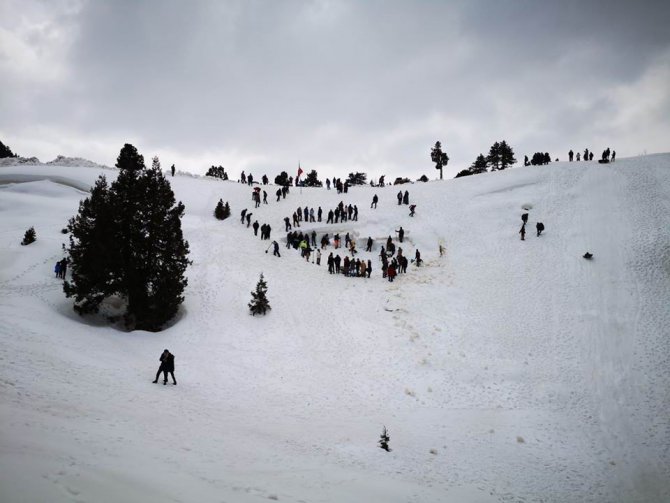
[1,154,669,503]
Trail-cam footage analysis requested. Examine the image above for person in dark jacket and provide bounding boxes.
[536,222,545,236]
[397,191,402,205]
[153,349,177,385]
[252,220,259,236]
[403,190,409,205]
[272,240,281,257]
[522,213,528,224]
[396,227,404,243]
[371,194,378,208]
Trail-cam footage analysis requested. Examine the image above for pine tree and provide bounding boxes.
[347,172,368,185]
[379,426,391,452]
[21,226,36,245]
[499,141,517,170]
[64,146,190,331]
[486,142,502,171]
[214,199,230,220]
[530,152,545,166]
[469,153,488,174]
[431,141,449,180]
[274,171,289,185]
[304,170,322,187]
[115,143,145,172]
[249,273,271,316]
[64,176,118,314]
[454,169,473,178]
[0,140,17,158]
[206,165,228,179]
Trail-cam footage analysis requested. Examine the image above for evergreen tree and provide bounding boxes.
[274,171,289,185]
[205,165,228,179]
[115,143,145,172]
[249,273,271,316]
[64,146,190,331]
[454,169,473,178]
[431,141,449,180]
[21,226,36,245]
[214,199,231,220]
[499,141,517,170]
[347,172,368,185]
[530,152,546,166]
[469,153,488,174]
[64,176,118,314]
[304,170,322,187]
[417,174,429,182]
[0,140,17,158]
[486,141,502,171]
[379,426,391,452]
[543,152,551,165]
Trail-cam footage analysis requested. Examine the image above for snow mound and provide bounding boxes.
[46,155,112,169]
[0,156,41,166]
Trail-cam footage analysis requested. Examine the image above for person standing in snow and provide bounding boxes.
[366,236,373,252]
[59,258,67,279]
[153,349,177,385]
[403,190,409,205]
[316,249,321,265]
[387,263,397,282]
[396,227,404,243]
[272,240,281,257]
[54,261,61,278]
[415,249,422,266]
[569,150,574,162]
[397,191,403,205]
[240,208,247,224]
[252,220,259,236]
[371,194,379,208]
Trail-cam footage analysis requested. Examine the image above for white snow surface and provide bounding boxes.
[1,155,669,502]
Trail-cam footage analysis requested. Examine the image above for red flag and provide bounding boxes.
[297,165,303,178]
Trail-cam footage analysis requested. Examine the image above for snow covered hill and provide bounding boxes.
[1,154,669,503]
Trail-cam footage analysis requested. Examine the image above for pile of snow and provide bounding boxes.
[0,156,41,166]
[1,154,669,502]
[45,155,112,170]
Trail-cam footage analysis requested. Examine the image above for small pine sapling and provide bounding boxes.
[379,426,391,452]
[21,226,36,245]
[249,273,271,315]
[214,199,231,220]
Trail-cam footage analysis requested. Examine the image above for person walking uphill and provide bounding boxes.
[153,349,177,385]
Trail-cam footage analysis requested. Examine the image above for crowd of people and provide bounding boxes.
[567,148,615,162]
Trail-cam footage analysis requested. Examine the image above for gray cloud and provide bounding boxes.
[1,0,669,180]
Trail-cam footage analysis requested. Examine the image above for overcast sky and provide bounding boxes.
[1,0,669,180]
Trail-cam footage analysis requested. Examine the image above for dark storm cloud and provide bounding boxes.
[1,0,669,178]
